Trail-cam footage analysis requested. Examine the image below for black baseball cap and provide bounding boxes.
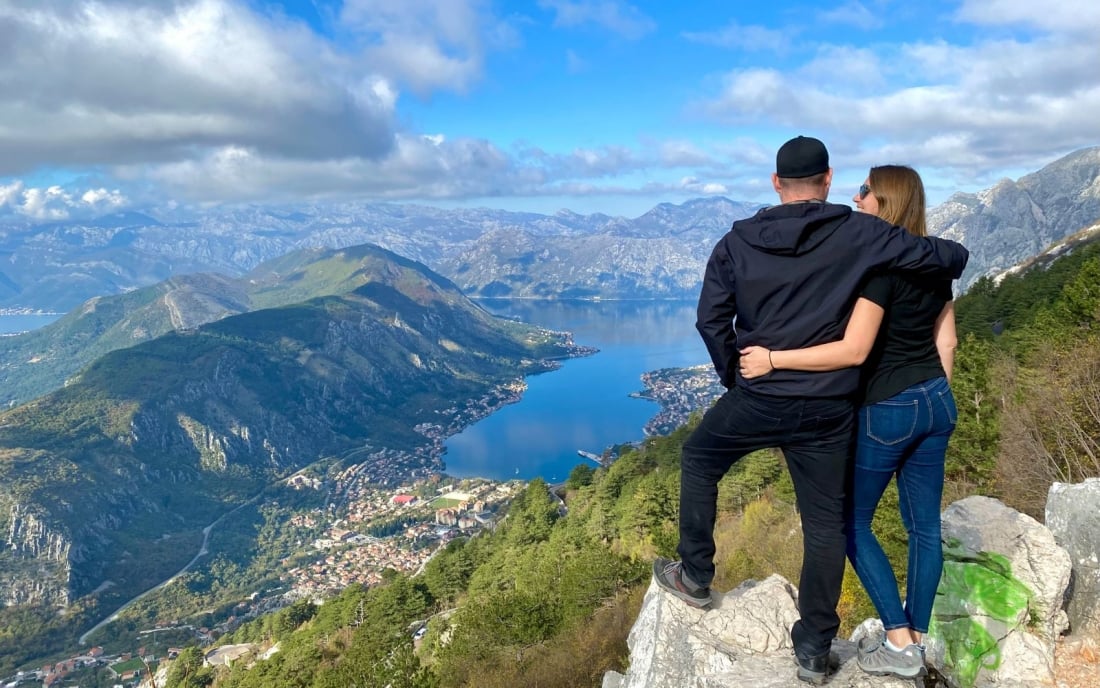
[776,136,829,178]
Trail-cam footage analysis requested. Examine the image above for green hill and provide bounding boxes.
[0,247,580,673]
[0,243,485,407]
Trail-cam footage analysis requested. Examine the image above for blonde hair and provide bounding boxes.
[867,165,927,237]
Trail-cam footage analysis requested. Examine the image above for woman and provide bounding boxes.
[739,165,957,679]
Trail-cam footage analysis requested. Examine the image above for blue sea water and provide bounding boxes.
[0,314,62,334]
[442,300,711,483]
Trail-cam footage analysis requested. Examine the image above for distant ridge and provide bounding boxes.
[0,145,1097,310]
[0,196,763,311]
[993,220,1100,285]
[929,145,1100,290]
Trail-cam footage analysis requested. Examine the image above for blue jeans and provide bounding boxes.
[845,376,957,634]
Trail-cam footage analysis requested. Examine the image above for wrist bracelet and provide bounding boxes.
[768,350,774,371]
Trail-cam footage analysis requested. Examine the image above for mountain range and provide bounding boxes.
[1,147,1099,313]
[931,146,1100,289]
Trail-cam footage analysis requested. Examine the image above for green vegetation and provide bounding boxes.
[111,657,149,673]
[0,247,581,675]
[152,230,1100,688]
[427,497,463,509]
[7,229,1100,686]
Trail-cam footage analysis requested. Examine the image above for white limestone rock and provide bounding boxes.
[928,496,1072,687]
[608,574,914,688]
[1045,478,1100,638]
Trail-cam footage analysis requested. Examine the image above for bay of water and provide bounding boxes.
[442,300,711,483]
[0,314,62,334]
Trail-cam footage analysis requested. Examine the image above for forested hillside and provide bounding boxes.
[158,233,1100,688]
[0,246,584,676]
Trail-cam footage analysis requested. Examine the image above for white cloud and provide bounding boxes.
[0,181,131,219]
[681,21,788,52]
[538,0,656,39]
[798,45,884,90]
[698,19,1100,179]
[81,188,128,208]
[0,182,24,209]
[127,135,749,204]
[679,177,728,195]
[955,0,1100,33]
[24,187,73,221]
[0,0,403,175]
[818,1,883,31]
[659,141,716,167]
[339,0,512,94]
[141,137,522,202]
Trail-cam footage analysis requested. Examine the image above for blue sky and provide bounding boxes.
[0,0,1098,220]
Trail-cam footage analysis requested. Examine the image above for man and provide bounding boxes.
[652,136,968,684]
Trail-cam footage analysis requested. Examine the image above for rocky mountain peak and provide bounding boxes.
[929,145,1100,290]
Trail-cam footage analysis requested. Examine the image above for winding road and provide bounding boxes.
[79,487,270,645]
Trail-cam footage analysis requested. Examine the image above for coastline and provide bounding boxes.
[366,332,600,485]
[631,364,723,436]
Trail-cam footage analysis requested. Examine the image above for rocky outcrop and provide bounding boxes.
[2,503,73,606]
[1045,478,1100,638]
[603,575,914,688]
[6,503,71,563]
[924,496,1070,688]
[608,496,1075,688]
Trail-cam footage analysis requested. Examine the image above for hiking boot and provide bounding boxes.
[795,648,840,685]
[856,636,926,679]
[651,557,711,608]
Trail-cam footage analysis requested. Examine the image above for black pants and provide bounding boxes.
[677,385,854,656]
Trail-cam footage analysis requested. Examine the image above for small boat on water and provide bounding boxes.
[577,450,602,463]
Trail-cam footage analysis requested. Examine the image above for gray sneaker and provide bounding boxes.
[652,557,712,608]
[856,636,926,678]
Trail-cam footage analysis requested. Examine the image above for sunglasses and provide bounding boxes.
[858,183,872,200]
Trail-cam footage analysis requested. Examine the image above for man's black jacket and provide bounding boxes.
[697,201,969,397]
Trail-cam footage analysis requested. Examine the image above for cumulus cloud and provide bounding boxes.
[697,12,1100,179]
[125,136,748,204]
[6,0,1093,212]
[538,0,656,39]
[0,0,406,175]
[0,182,23,210]
[658,141,717,168]
[955,0,1100,33]
[81,188,128,209]
[20,187,73,221]
[0,181,131,220]
[140,137,526,202]
[679,177,728,195]
[339,0,515,94]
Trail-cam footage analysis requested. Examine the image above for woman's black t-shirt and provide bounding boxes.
[859,273,953,406]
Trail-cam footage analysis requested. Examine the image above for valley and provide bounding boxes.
[0,245,591,675]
